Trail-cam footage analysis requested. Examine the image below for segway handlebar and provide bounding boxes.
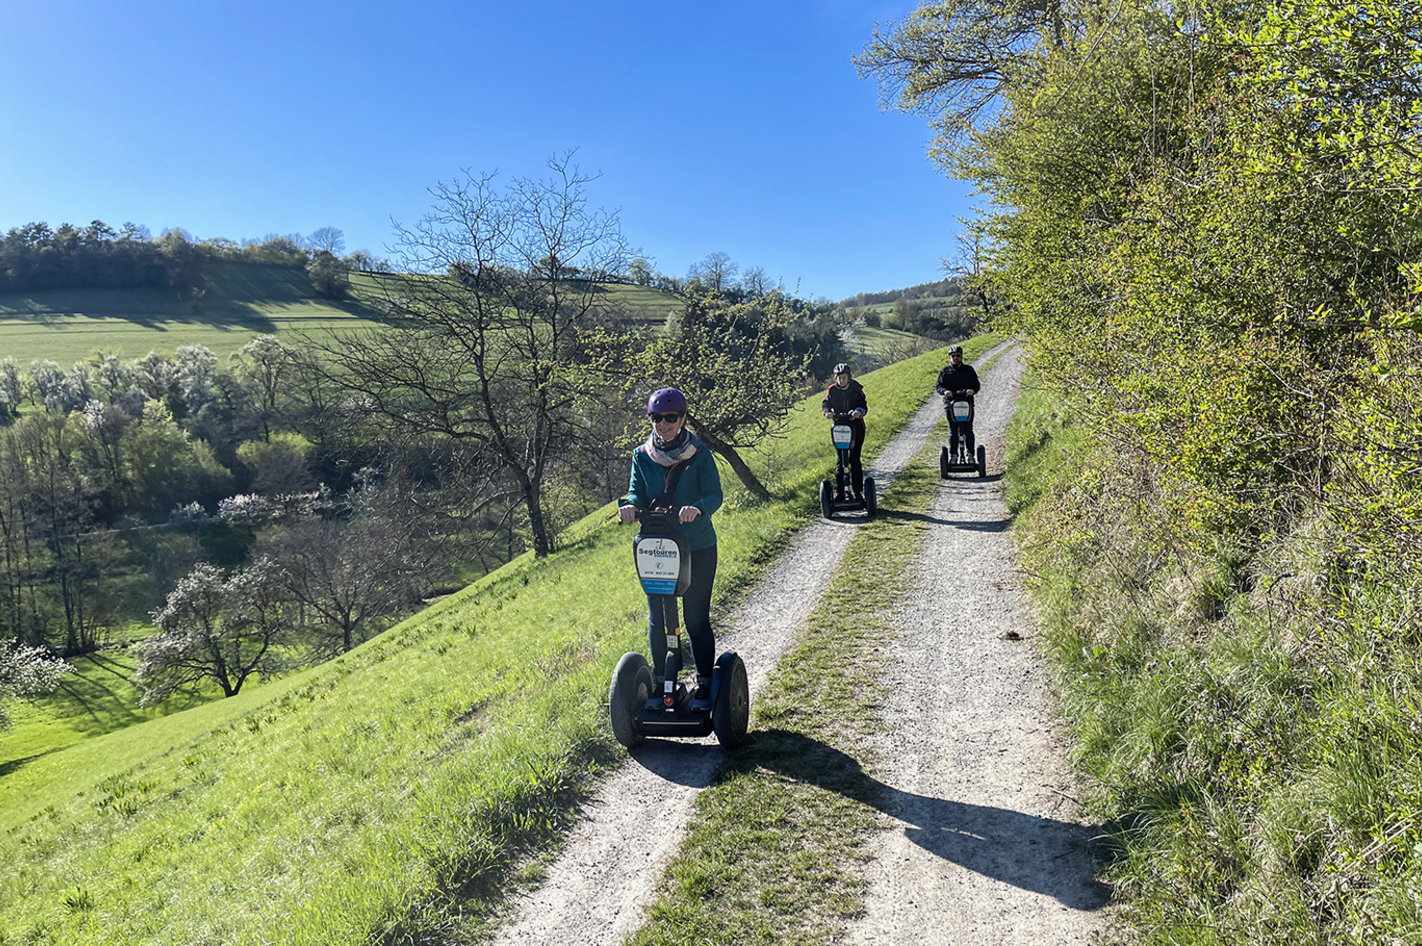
[618,502,683,524]
[828,411,863,424]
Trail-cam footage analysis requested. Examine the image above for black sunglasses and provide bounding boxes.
[648,412,683,424]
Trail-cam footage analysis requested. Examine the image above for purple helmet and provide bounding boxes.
[647,387,687,415]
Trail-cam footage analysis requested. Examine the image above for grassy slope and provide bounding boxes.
[0,339,995,945]
[843,324,944,361]
[0,265,681,365]
[0,649,231,778]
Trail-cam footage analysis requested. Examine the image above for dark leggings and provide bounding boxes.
[946,400,976,457]
[648,545,717,679]
[845,425,865,494]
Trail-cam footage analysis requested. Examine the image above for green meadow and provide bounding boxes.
[0,263,684,365]
[0,337,995,945]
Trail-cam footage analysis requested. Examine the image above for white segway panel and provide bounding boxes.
[951,400,971,422]
[831,424,854,449]
[635,536,683,595]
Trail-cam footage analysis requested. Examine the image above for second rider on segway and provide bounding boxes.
[820,363,876,518]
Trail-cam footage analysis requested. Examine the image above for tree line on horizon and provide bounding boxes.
[0,220,389,301]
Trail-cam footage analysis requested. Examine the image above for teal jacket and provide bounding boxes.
[626,443,723,551]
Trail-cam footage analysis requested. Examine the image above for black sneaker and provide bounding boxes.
[691,677,712,710]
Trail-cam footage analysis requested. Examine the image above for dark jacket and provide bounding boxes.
[625,443,723,551]
[822,380,868,426]
[935,363,980,397]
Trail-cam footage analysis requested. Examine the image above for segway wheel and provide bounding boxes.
[977,445,987,478]
[609,652,652,749]
[939,446,949,479]
[864,477,877,517]
[819,479,834,519]
[712,652,749,750]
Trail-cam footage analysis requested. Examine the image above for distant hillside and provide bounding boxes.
[0,262,684,366]
[838,275,985,340]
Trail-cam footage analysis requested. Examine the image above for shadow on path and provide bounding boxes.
[743,728,1112,910]
[879,507,1011,533]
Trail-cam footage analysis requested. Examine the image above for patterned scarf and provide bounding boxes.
[644,428,701,468]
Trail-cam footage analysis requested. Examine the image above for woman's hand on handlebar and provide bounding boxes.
[678,506,702,524]
[618,504,639,523]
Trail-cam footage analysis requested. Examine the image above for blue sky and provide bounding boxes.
[0,0,972,302]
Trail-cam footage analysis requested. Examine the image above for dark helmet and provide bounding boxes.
[647,387,687,415]
[948,344,963,355]
[832,362,850,376]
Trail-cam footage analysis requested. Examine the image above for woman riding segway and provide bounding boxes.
[612,387,749,750]
[618,388,723,709]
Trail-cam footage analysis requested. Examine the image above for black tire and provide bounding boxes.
[609,652,651,749]
[864,477,877,517]
[939,446,949,479]
[712,653,749,749]
[819,479,834,519]
[977,445,987,478]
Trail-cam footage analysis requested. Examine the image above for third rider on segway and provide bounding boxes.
[822,363,868,501]
[935,345,980,461]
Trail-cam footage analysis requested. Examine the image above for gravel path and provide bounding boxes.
[846,345,1113,945]
[489,341,1108,945]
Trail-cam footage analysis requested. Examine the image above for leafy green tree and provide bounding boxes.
[306,250,350,298]
[231,335,294,442]
[120,400,231,517]
[628,257,655,286]
[593,290,812,500]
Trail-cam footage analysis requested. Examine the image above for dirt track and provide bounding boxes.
[490,342,1112,945]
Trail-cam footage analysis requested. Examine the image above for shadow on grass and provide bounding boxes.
[719,728,1111,910]
[0,748,63,779]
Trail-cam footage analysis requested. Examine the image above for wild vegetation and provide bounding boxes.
[864,0,1422,941]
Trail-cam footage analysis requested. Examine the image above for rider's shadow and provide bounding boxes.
[745,729,1113,910]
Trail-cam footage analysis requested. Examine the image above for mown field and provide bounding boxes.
[0,338,995,945]
[0,263,684,365]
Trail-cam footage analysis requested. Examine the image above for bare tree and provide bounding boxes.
[855,0,1068,162]
[311,152,634,557]
[941,212,996,324]
[740,265,773,297]
[307,226,346,255]
[256,482,435,655]
[688,251,738,292]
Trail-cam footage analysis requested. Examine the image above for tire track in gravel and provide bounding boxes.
[846,345,1114,945]
[489,340,1021,946]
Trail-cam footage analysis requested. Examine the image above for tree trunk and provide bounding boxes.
[692,428,771,501]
